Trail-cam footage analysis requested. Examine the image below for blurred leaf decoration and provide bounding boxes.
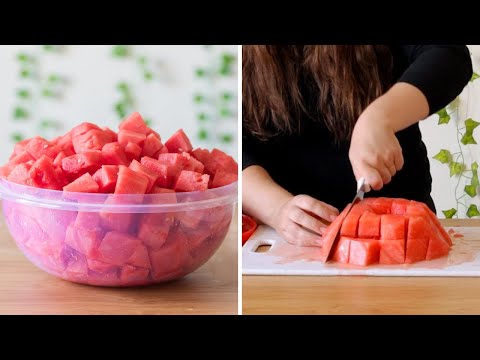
[432,70,480,218]
[193,46,237,145]
[11,46,68,142]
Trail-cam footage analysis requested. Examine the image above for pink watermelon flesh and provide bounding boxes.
[380,214,406,240]
[1,111,238,286]
[174,170,209,192]
[63,173,99,193]
[332,237,351,264]
[379,239,405,264]
[114,165,149,194]
[349,239,380,266]
[165,129,193,153]
[92,165,119,193]
[358,211,381,239]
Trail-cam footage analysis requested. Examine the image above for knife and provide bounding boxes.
[319,177,368,262]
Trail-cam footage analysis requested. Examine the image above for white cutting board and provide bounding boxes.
[242,225,480,276]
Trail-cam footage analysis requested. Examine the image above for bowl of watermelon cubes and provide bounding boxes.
[0,112,238,287]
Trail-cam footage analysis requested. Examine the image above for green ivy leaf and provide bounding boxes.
[42,45,56,52]
[20,69,31,78]
[472,162,479,187]
[219,133,233,143]
[137,56,147,65]
[195,68,206,77]
[222,92,232,101]
[112,45,130,58]
[143,71,153,81]
[13,106,29,119]
[461,132,477,145]
[197,113,208,121]
[221,53,235,64]
[442,208,457,219]
[467,204,480,218]
[219,64,231,76]
[41,88,55,98]
[193,94,204,103]
[144,118,152,126]
[10,132,24,142]
[219,108,231,118]
[436,108,451,125]
[447,96,460,113]
[114,102,127,119]
[39,119,61,130]
[464,184,477,197]
[117,82,129,93]
[472,162,479,171]
[465,118,480,133]
[471,72,480,82]
[449,161,466,177]
[433,149,452,164]
[17,89,30,99]
[16,53,31,62]
[198,128,208,140]
[47,74,60,83]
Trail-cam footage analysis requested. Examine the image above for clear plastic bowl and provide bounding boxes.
[0,178,237,287]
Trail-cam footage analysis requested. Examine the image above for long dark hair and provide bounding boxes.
[242,45,393,142]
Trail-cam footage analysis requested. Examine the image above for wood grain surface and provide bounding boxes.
[243,219,480,315]
[0,206,238,315]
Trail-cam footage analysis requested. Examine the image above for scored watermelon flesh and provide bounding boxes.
[320,197,452,266]
[165,129,193,153]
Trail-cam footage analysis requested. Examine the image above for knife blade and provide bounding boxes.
[320,178,368,262]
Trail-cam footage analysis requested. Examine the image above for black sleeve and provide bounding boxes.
[242,126,266,170]
[397,45,473,114]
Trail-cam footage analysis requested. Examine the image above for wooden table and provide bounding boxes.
[243,219,480,315]
[0,207,238,315]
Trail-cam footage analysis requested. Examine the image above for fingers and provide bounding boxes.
[288,206,328,235]
[294,195,339,221]
[393,149,404,172]
[282,221,323,247]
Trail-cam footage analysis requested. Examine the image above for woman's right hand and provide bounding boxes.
[271,195,339,247]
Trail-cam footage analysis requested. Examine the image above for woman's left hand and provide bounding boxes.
[349,110,404,191]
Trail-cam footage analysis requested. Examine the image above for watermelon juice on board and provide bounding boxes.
[0,112,238,287]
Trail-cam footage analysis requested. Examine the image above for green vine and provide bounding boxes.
[433,72,480,218]
[193,46,237,144]
[11,47,67,142]
[110,45,157,122]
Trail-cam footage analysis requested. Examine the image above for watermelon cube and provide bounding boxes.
[405,217,430,264]
[94,231,143,266]
[92,165,119,193]
[63,173,99,193]
[119,112,151,135]
[75,211,101,228]
[72,129,115,153]
[25,136,61,160]
[391,199,410,215]
[99,195,135,232]
[380,214,406,240]
[129,160,158,193]
[370,198,393,214]
[7,163,32,186]
[62,151,103,177]
[157,153,187,178]
[124,142,142,161]
[70,122,101,138]
[120,265,150,284]
[149,231,189,278]
[9,150,34,167]
[340,212,361,238]
[65,224,101,256]
[181,152,205,173]
[53,151,67,167]
[102,127,118,142]
[101,142,129,166]
[426,232,450,260]
[203,148,238,176]
[12,139,30,157]
[210,169,238,188]
[140,156,172,188]
[142,133,163,158]
[29,155,68,190]
[379,239,405,264]
[87,259,117,273]
[174,170,209,192]
[118,130,146,147]
[114,165,149,195]
[0,165,12,178]
[191,148,211,165]
[358,211,381,239]
[349,239,380,266]
[332,236,351,264]
[55,133,75,156]
[165,129,193,153]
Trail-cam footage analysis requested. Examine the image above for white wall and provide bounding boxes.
[0,45,238,163]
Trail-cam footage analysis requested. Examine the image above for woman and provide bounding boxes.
[242,45,472,247]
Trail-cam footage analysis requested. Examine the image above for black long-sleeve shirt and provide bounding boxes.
[243,45,473,212]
